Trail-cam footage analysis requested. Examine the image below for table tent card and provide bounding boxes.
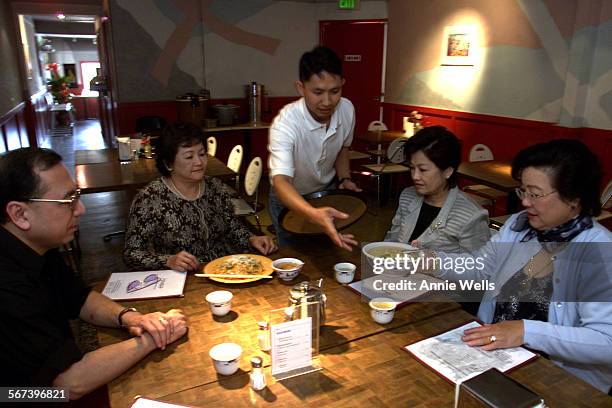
[269,301,321,380]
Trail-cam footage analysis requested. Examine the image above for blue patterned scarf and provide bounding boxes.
[512,212,593,243]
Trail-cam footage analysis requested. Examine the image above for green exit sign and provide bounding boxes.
[338,0,359,10]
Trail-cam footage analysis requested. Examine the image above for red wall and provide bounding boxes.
[382,103,612,184]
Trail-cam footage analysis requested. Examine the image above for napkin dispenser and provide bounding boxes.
[117,137,131,161]
[457,368,544,408]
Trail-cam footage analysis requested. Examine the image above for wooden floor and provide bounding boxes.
[50,120,400,285]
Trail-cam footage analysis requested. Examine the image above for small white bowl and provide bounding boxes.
[272,258,304,281]
[205,290,233,316]
[334,262,356,284]
[369,297,397,324]
[209,342,242,375]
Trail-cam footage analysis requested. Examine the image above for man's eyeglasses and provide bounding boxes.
[514,187,557,201]
[28,189,82,211]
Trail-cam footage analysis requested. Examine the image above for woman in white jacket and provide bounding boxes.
[385,126,490,253]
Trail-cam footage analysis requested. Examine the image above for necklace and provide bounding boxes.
[164,177,202,201]
[525,243,568,279]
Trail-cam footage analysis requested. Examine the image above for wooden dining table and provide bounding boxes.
[457,160,518,193]
[457,160,521,213]
[75,149,236,194]
[95,242,609,407]
[355,130,406,145]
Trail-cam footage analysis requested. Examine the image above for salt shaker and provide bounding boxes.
[257,321,271,351]
[249,356,266,391]
[284,306,295,321]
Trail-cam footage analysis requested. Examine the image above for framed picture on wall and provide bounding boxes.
[441,25,477,66]
[62,63,78,88]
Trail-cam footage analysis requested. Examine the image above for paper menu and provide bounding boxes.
[348,273,443,305]
[131,397,191,407]
[404,321,537,384]
[102,270,187,301]
[270,317,312,376]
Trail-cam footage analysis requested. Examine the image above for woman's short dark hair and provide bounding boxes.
[155,122,206,177]
[0,147,63,224]
[511,139,602,217]
[299,46,343,82]
[404,126,462,188]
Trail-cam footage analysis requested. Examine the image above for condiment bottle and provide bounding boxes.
[284,306,294,321]
[257,321,271,351]
[249,356,266,391]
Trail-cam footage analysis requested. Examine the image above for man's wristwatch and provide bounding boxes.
[338,177,353,185]
[117,307,138,327]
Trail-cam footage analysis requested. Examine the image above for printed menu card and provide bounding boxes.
[270,317,313,377]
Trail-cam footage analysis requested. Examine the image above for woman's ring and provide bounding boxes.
[489,335,497,343]
[159,317,167,323]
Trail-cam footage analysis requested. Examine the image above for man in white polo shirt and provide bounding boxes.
[268,46,361,249]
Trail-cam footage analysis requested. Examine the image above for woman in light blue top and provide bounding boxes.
[431,139,612,394]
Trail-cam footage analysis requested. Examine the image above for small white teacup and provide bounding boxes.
[334,262,356,284]
[369,297,397,324]
[205,290,233,317]
[209,342,242,375]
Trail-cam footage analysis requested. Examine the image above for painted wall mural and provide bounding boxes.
[386,0,612,131]
[149,0,281,88]
[110,0,387,102]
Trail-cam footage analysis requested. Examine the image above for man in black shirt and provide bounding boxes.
[0,148,188,400]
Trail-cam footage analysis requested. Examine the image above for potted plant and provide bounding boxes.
[46,63,71,104]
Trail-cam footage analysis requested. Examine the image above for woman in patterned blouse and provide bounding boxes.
[124,122,276,272]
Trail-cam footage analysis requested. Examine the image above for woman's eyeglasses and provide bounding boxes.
[28,189,82,211]
[126,274,160,293]
[514,187,557,201]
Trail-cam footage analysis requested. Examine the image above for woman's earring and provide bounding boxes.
[164,163,172,172]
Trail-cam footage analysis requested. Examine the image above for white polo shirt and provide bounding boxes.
[268,97,355,195]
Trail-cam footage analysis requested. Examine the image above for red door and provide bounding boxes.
[320,20,386,136]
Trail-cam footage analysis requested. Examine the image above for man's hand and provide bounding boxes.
[461,320,525,351]
[166,250,199,272]
[162,309,189,344]
[309,207,358,250]
[123,309,188,350]
[249,235,278,254]
[339,179,362,192]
